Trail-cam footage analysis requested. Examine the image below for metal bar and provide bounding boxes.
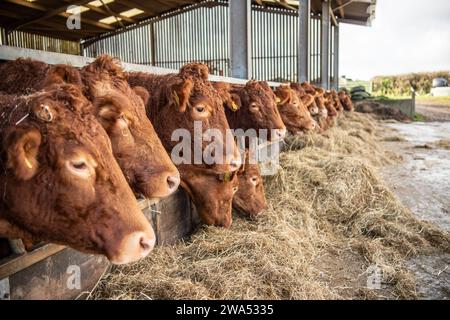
[321,0,330,89]
[150,22,156,66]
[229,0,252,79]
[298,0,310,83]
[333,24,339,89]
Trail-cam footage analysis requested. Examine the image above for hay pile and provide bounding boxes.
[90,113,450,300]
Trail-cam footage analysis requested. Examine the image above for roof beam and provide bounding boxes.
[333,0,356,17]
[4,0,114,31]
[61,0,137,24]
[114,0,158,16]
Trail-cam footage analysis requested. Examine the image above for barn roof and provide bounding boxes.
[0,0,377,41]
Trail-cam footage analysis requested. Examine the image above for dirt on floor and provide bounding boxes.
[416,104,450,122]
[380,120,450,299]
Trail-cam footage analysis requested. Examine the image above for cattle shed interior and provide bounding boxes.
[0,0,377,89]
[0,0,378,300]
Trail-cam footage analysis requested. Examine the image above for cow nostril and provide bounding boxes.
[275,128,287,139]
[140,236,152,252]
[167,175,180,191]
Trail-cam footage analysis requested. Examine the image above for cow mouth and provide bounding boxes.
[232,198,262,220]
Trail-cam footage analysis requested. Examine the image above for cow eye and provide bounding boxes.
[250,102,259,111]
[250,176,258,185]
[232,186,238,194]
[72,161,87,170]
[67,159,92,179]
[195,104,205,113]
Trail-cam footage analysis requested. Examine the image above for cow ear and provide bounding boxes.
[132,86,150,106]
[171,79,194,112]
[276,88,291,106]
[6,128,42,180]
[301,94,315,107]
[227,93,241,112]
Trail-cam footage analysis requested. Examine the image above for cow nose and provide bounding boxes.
[166,174,180,193]
[109,230,155,265]
[274,128,287,140]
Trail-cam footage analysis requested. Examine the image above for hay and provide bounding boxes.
[435,139,450,150]
[90,112,450,300]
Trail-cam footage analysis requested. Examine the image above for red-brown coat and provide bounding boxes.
[339,91,354,111]
[0,85,154,264]
[214,81,286,141]
[274,85,315,134]
[127,63,241,227]
[233,151,267,219]
[0,57,179,199]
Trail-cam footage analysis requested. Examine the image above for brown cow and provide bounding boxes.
[300,82,330,131]
[324,91,338,128]
[339,91,354,111]
[233,151,267,219]
[274,85,316,134]
[0,85,155,265]
[290,83,318,116]
[213,81,286,141]
[178,164,238,228]
[0,57,180,200]
[127,63,241,227]
[127,63,241,173]
[330,90,344,113]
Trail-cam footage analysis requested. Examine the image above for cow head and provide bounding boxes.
[0,85,155,264]
[232,151,267,219]
[128,63,241,173]
[339,91,354,111]
[178,164,238,228]
[331,90,344,112]
[324,91,338,117]
[77,56,180,199]
[274,85,315,134]
[223,81,286,141]
[290,83,319,115]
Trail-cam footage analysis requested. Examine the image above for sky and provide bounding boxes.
[339,0,450,80]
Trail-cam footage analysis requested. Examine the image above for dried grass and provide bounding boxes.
[90,112,450,300]
[435,139,450,150]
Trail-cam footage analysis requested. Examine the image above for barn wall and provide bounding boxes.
[81,1,336,84]
[0,27,80,55]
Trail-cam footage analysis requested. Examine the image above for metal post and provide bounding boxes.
[298,0,310,83]
[321,0,330,89]
[79,41,84,56]
[2,28,9,46]
[150,22,156,66]
[333,24,339,90]
[229,0,252,79]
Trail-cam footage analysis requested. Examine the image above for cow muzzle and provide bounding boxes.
[107,229,156,265]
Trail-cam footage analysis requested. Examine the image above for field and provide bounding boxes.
[89,113,450,300]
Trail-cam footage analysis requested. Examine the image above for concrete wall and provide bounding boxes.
[431,87,450,97]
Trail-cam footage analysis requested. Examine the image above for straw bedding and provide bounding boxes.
[90,112,450,300]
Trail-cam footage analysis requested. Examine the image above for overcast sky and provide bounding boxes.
[339,0,450,80]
